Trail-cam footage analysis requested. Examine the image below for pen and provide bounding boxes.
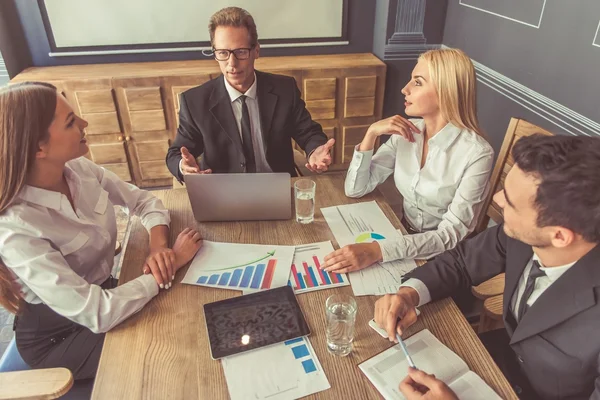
[396,333,417,369]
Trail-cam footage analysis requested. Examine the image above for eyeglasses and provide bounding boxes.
[212,45,255,61]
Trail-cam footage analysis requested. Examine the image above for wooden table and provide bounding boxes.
[92,174,516,399]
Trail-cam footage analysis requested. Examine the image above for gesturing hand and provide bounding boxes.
[180,147,212,175]
[306,138,335,173]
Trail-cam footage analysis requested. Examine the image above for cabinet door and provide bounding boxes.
[62,79,132,182]
[113,77,173,188]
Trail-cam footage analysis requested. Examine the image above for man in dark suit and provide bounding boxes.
[374,134,600,400]
[166,7,334,182]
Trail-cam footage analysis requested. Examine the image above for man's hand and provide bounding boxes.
[306,138,335,173]
[374,287,420,341]
[321,242,382,273]
[180,146,212,175]
[399,367,459,400]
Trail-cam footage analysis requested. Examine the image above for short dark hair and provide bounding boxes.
[512,133,600,243]
[208,7,258,47]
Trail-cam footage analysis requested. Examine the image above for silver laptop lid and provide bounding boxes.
[184,173,292,222]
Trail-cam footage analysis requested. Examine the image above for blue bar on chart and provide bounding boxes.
[250,264,265,289]
[218,272,231,286]
[302,359,317,374]
[228,269,243,287]
[284,337,304,346]
[208,275,219,285]
[240,265,254,288]
[198,276,208,284]
[291,345,310,359]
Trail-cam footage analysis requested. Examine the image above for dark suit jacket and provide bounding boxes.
[406,224,600,400]
[166,70,327,181]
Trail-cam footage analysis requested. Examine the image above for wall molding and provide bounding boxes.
[593,20,600,47]
[471,57,600,137]
[459,0,546,29]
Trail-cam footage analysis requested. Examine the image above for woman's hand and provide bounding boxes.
[172,228,203,271]
[321,242,383,274]
[143,247,176,289]
[143,228,203,289]
[366,115,421,142]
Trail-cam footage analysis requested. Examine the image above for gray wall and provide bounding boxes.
[9,0,374,69]
[443,0,600,151]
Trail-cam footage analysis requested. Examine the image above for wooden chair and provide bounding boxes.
[472,118,554,332]
[0,368,73,400]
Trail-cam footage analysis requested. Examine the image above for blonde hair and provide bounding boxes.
[418,48,484,137]
[209,7,258,47]
[0,81,57,314]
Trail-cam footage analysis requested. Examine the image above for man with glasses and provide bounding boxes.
[166,7,334,181]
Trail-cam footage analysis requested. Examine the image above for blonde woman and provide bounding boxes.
[323,48,494,273]
[0,82,202,380]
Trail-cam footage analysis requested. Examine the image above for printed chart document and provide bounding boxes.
[181,241,295,291]
[359,329,501,400]
[289,241,350,294]
[222,336,330,400]
[321,201,417,295]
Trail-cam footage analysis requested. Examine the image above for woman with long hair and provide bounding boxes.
[0,82,202,380]
[323,48,494,272]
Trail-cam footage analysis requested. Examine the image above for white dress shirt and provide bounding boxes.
[345,119,494,261]
[0,157,170,334]
[403,254,575,312]
[179,73,272,174]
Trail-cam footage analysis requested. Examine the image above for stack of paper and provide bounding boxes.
[321,201,418,295]
[222,336,330,400]
[359,329,501,400]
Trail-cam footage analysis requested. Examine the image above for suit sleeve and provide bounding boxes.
[591,353,600,400]
[166,93,205,182]
[288,78,328,156]
[404,224,508,301]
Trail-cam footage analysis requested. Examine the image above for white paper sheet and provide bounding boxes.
[288,241,350,294]
[359,329,501,400]
[321,201,418,295]
[222,336,330,400]
[181,241,295,291]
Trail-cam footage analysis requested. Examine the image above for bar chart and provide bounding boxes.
[196,259,278,290]
[182,241,295,291]
[288,242,349,294]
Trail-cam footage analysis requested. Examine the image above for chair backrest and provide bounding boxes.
[475,118,555,233]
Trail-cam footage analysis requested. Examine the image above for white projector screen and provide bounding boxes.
[42,0,345,50]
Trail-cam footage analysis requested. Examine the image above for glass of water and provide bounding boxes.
[294,179,316,224]
[325,294,357,356]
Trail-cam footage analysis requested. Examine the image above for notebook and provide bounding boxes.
[359,329,501,400]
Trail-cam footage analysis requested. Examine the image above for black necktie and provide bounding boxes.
[516,260,546,321]
[239,95,256,173]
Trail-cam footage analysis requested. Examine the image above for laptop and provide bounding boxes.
[184,173,292,222]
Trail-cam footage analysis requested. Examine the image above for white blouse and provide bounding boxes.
[345,119,494,261]
[0,157,170,333]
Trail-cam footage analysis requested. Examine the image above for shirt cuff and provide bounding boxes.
[379,238,402,263]
[138,273,160,297]
[179,158,185,175]
[399,278,431,307]
[141,214,171,232]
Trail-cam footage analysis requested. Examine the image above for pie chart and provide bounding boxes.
[355,232,386,243]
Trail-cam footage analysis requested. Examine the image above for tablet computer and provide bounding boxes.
[204,286,310,359]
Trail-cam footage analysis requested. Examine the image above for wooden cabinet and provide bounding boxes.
[12,54,386,187]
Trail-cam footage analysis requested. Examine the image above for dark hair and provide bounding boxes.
[512,133,600,243]
[0,81,57,314]
[208,7,258,47]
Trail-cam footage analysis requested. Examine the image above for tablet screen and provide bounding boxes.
[204,286,310,359]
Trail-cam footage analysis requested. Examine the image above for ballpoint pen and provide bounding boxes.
[396,333,417,369]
